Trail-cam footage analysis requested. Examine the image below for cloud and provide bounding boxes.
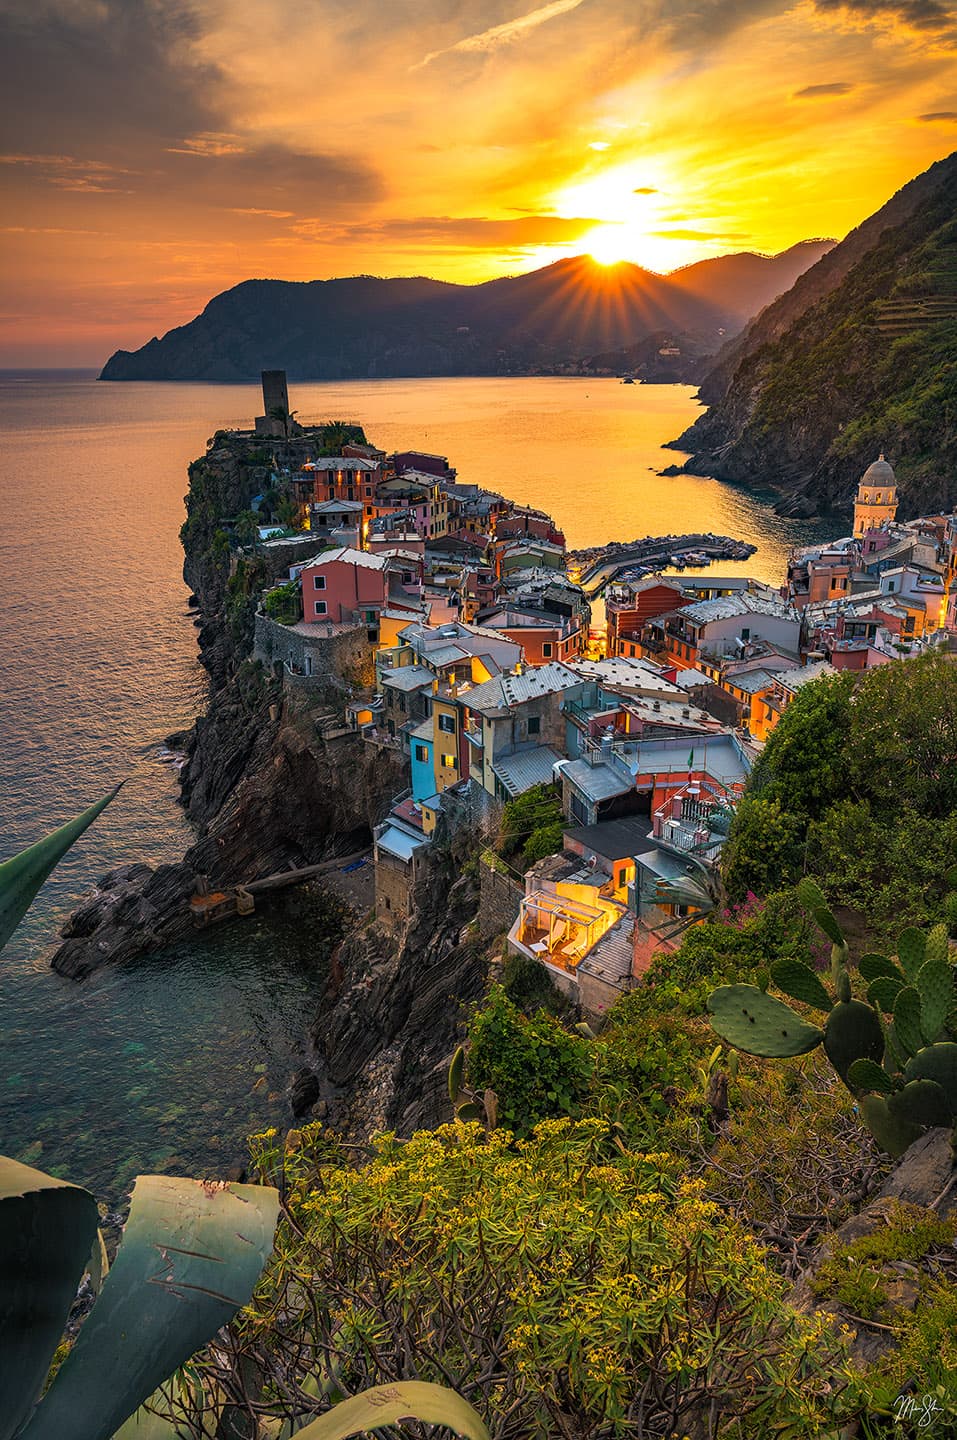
[812,0,957,38]
[229,207,296,218]
[0,152,131,192]
[167,133,248,158]
[413,0,589,70]
[793,81,856,96]
[633,186,659,194]
[650,228,750,240]
[293,212,604,251]
[916,108,957,119]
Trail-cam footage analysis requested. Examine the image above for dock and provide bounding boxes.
[569,533,757,596]
[189,848,371,928]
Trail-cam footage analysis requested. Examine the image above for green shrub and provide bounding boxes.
[466,986,592,1133]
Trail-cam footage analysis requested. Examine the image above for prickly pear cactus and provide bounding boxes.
[769,958,832,1011]
[890,1078,952,1128]
[859,953,903,984]
[707,985,824,1058]
[915,956,954,1044]
[904,1042,957,1112]
[897,928,926,981]
[823,999,884,1089]
[846,1057,894,1096]
[893,986,924,1058]
[860,1094,924,1159]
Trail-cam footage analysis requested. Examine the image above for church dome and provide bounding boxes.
[861,454,896,487]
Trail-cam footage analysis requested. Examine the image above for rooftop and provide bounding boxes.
[302,546,387,571]
[492,745,563,797]
[564,816,659,862]
[678,592,797,625]
[379,664,436,693]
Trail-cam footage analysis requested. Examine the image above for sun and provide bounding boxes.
[584,223,635,266]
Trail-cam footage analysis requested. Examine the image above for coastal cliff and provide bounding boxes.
[51,423,491,1136]
[52,428,406,979]
[672,151,957,519]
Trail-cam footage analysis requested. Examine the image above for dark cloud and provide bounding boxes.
[812,0,957,35]
[793,81,856,97]
[0,2,381,206]
[917,109,957,119]
[295,213,603,249]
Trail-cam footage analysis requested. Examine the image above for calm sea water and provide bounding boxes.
[0,370,823,1201]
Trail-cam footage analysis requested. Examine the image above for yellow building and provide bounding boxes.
[853,455,898,537]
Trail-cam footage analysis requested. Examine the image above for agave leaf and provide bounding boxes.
[289,1381,491,1440]
[455,1102,485,1123]
[86,1228,110,1298]
[22,1176,279,1440]
[653,876,714,910]
[0,784,123,954]
[0,1157,100,1440]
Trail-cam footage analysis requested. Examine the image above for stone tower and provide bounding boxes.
[853,454,898,537]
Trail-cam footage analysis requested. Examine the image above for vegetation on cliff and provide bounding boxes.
[676,151,957,517]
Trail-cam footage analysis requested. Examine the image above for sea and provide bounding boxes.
[0,370,827,1201]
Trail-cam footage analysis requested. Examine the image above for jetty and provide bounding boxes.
[569,533,757,597]
[188,848,371,928]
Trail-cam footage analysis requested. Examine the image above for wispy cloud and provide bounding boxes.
[916,108,957,120]
[793,81,856,97]
[413,0,589,70]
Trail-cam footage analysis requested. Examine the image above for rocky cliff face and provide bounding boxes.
[52,429,405,978]
[673,152,957,520]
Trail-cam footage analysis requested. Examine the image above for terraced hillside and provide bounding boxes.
[674,152,957,520]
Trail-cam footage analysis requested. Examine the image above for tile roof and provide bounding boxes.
[380,665,436,692]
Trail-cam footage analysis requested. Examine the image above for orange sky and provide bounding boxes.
[1,0,956,365]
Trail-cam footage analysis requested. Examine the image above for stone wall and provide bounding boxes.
[254,613,375,688]
[478,854,524,940]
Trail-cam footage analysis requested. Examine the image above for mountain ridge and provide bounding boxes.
[99,241,833,382]
[673,152,957,518]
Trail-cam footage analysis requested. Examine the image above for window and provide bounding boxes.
[542,642,553,657]
[528,716,541,736]
[441,753,456,770]
[414,744,429,764]
[313,575,326,590]
[438,713,456,733]
[314,600,327,616]
[741,627,751,641]
[570,793,588,826]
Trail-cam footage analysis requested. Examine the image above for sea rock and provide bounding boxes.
[288,1068,321,1118]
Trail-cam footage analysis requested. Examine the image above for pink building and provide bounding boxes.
[298,547,389,624]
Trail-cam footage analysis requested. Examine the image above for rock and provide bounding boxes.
[224,1161,248,1183]
[288,1067,321,1118]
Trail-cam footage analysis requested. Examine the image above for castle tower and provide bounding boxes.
[853,454,898,537]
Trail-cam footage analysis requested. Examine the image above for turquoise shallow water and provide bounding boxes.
[0,371,824,1203]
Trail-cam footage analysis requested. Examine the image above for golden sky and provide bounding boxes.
[1,0,956,364]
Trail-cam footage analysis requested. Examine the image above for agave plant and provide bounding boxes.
[707,878,957,1157]
[0,784,123,954]
[2,793,489,1440]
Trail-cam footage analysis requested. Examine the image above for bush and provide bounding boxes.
[498,783,563,865]
[466,986,592,1133]
[522,820,563,867]
[225,1120,858,1440]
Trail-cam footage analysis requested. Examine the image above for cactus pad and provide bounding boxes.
[904,1042,957,1112]
[924,923,950,967]
[823,1000,885,1088]
[889,1078,952,1128]
[897,928,926,981]
[915,957,954,1043]
[893,986,924,1058]
[770,958,832,1011]
[846,1057,895,1095]
[868,976,905,1013]
[814,907,845,947]
[860,1094,924,1158]
[707,985,824,1058]
[859,953,903,984]
[795,877,828,913]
